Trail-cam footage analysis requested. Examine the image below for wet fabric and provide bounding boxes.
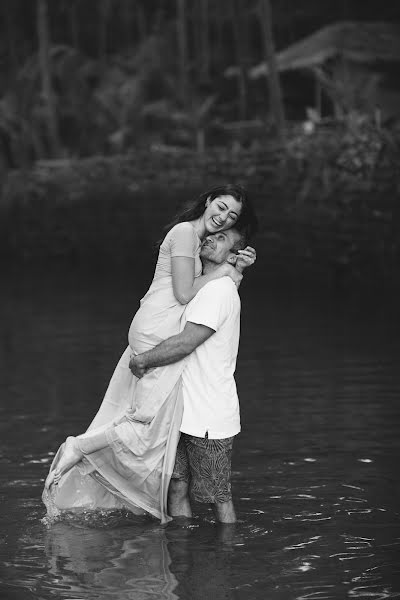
[42,347,185,522]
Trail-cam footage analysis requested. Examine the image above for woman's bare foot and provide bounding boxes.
[45,436,84,489]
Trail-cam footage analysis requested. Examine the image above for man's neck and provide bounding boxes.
[201,260,216,276]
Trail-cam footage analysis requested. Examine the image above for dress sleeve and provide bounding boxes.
[169,223,199,259]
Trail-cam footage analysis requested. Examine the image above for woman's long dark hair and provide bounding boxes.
[158,184,258,247]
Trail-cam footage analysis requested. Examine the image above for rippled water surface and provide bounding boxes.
[1,267,400,599]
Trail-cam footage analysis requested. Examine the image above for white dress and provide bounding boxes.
[42,223,202,523]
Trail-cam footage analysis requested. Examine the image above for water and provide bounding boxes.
[1,266,400,599]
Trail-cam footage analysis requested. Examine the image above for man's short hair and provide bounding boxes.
[231,230,247,254]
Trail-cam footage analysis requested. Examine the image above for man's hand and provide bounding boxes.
[129,354,147,379]
[235,246,256,273]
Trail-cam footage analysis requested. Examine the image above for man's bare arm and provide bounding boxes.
[129,322,214,378]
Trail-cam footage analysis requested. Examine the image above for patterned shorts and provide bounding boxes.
[172,433,235,504]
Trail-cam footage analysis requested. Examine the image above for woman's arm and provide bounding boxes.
[171,256,240,304]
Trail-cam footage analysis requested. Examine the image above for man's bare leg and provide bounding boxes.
[216,521,237,546]
[213,499,236,523]
[168,480,192,518]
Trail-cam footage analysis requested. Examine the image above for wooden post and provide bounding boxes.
[37,0,61,158]
[315,79,322,118]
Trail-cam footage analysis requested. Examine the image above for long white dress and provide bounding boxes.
[42,223,202,523]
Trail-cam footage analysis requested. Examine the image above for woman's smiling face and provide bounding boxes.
[203,195,242,234]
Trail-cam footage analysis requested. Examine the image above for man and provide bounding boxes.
[130,228,252,523]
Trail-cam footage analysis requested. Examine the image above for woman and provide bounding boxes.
[43,184,257,522]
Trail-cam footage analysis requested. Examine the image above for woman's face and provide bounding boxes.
[203,195,242,234]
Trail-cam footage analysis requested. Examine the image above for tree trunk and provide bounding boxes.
[98,0,111,62]
[231,0,249,120]
[151,3,165,35]
[193,0,210,84]
[214,3,225,71]
[199,0,210,83]
[2,3,19,75]
[68,1,79,50]
[177,0,188,107]
[136,2,147,44]
[193,0,202,81]
[120,0,133,49]
[259,0,285,139]
[37,0,61,158]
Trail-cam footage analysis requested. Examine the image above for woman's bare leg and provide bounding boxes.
[45,430,109,489]
[45,437,84,489]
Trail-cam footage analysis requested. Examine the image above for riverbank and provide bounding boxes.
[1,129,399,292]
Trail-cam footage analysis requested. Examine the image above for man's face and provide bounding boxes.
[200,230,241,265]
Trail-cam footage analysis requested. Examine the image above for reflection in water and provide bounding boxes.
[42,516,178,599]
[165,521,237,600]
[0,268,400,599]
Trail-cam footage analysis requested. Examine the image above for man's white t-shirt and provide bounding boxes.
[180,276,241,439]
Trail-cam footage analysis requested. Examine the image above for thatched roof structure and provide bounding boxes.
[250,21,400,78]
